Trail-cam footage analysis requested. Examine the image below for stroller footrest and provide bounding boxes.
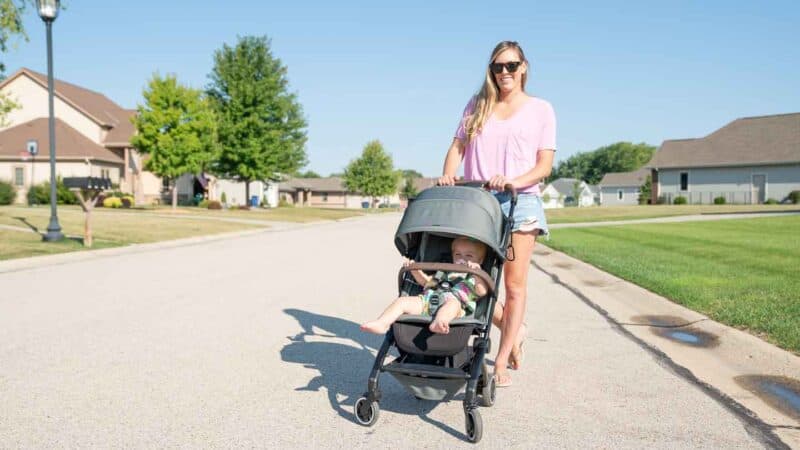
[382,362,469,380]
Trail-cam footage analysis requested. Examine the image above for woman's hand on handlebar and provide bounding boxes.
[487,174,512,191]
[437,174,457,186]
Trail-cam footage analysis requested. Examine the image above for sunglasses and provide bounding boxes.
[489,61,522,74]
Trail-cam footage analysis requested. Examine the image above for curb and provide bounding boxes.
[533,244,800,447]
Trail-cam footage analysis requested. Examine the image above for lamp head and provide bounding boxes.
[36,0,60,22]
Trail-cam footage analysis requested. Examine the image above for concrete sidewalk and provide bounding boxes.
[533,244,800,447]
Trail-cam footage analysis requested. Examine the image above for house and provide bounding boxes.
[648,113,800,204]
[541,178,596,208]
[598,168,648,206]
[277,177,404,208]
[0,68,168,204]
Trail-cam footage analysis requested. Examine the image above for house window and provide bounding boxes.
[14,167,25,186]
[617,190,623,200]
[101,168,110,179]
[680,172,689,191]
[162,177,171,188]
[322,193,328,202]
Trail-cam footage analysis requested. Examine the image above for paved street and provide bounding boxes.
[0,213,778,448]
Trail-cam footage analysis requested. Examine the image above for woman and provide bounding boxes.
[438,41,556,387]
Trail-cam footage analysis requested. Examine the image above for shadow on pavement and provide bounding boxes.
[281,308,465,439]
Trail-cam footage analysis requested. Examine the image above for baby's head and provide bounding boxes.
[451,237,487,266]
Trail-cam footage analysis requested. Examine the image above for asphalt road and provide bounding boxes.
[0,213,772,448]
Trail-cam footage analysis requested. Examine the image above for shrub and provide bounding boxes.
[655,195,668,205]
[0,180,17,205]
[789,190,800,204]
[198,199,210,208]
[103,197,122,208]
[713,196,726,205]
[121,196,135,208]
[26,178,78,205]
[220,192,228,204]
[673,196,687,205]
[278,198,292,207]
[765,198,779,205]
[207,200,222,210]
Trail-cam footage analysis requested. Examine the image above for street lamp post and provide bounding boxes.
[37,0,64,241]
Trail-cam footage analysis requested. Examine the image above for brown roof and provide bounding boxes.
[0,118,124,164]
[0,68,136,147]
[599,168,649,187]
[648,112,800,169]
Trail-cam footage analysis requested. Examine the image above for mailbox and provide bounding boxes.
[63,177,112,190]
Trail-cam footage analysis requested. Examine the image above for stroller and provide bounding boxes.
[354,182,517,443]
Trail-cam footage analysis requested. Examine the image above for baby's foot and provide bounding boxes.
[429,318,450,334]
[360,321,390,334]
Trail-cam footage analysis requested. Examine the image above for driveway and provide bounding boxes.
[0,213,779,448]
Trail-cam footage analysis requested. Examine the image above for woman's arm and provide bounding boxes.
[438,138,466,186]
[510,149,555,190]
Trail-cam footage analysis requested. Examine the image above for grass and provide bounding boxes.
[0,205,265,261]
[546,204,799,224]
[544,216,800,353]
[130,205,379,222]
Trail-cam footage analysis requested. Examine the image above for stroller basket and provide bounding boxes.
[392,316,482,356]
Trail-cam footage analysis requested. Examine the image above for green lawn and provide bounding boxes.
[544,216,800,353]
[123,205,378,222]
[546,204,799,224]
[0,206,265,261]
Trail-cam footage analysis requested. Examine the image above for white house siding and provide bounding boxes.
[657,164,800,204]
[600,186,640,206]
[578,190,595,207]
[540,185,563,209]
[213,179,267,206]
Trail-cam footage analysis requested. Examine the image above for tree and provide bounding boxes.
[296,170,321,178]
[0,0,28,125]
[638,174,652,205]
[551,142,655,184]
[207,35,307,204]
[400,176,418,200]
[131,74,218,209]
[343,140,400,208]
[400,169,423,179]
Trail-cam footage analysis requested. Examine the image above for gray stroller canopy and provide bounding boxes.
[395,186,507,260]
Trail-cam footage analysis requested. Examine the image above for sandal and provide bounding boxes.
[494,372,513,388]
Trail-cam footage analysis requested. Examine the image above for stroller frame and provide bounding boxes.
[354,182,517,443]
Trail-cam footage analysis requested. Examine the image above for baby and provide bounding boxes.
[361,237,489,334]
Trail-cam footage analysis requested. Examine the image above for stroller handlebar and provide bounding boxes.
[437,179,518,202]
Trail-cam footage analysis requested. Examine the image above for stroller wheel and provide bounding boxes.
[479,375,496,407]
[354,396,380,427]
[465,409,483,443]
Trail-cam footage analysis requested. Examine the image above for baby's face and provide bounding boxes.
[452,240,484,266]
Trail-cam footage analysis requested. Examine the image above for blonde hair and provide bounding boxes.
[452,237,488,262]
[464,41,528,143]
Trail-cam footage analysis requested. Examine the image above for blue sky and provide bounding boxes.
[3,0,799,176]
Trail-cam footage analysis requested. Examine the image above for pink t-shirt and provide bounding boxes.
[455,96,557,194]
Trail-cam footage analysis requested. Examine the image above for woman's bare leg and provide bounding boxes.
[494,231,537,383]
[361,296,423,334]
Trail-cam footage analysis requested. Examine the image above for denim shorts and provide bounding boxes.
[494,192,550,236]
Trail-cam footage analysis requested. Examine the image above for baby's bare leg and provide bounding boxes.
[429,298,463,334]
[361,296,423,334]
